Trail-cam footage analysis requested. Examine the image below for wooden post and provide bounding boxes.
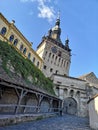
[36,94,43,113]
[14,88,28,114]
[49,98,53,112]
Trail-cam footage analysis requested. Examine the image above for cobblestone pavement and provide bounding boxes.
[0,114,90,130]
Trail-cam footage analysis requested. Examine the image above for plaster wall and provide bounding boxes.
[88,96,98,130]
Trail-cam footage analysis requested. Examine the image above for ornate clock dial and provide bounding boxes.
[51,46,57,53]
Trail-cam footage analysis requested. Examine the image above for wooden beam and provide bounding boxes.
[36,94,44,112]
[14,89,28,114]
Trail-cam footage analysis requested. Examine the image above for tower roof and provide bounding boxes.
[48,13,62,43]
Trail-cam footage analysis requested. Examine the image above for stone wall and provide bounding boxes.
[51,74,89,117]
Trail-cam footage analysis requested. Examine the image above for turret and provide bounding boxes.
[65,37,71,52]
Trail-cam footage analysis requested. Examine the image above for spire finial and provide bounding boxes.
[57,10,60,20]
[55,10,60,26]
[66,36,69,44]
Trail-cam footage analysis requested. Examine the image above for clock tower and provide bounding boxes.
[36,17,71,77]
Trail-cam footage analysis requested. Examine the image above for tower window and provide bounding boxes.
[49,53,51,58]
[64,61,66,67]
[55,70,58,74]
[13,39,18,46]
[0,27,7,35]
[9,35,14,42]
[52,54,54,59]
[59,57,61,62]
[66,61,69,69]
[55,56,57,62]
[50,68,53,72]
[58,51,61,57]
[43,65,47,69]
[61,59,63,66]
[45,51,47,56]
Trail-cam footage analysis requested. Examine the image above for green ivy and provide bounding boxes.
[0,40,55,95]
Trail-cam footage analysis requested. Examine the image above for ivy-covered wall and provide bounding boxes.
[0,40,55,95]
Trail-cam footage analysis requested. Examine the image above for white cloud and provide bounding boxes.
[38,5,55,22]
[37,0,55,22]
[20,0,56,22]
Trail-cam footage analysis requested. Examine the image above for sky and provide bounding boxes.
[0,0,98,78]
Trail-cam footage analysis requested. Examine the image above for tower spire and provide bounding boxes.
[47,10,62,43]
[65,37,71,52]
[55,10,60,26]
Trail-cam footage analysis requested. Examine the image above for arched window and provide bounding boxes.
[23,48,27,55]
[76,91,80,97]
[43,65,47,70]
[9,35,14,42]
[61,59,63,66]
[50,68,53,72]
[64,88,68,95]
[66,61,69,70]
[37,61,39,67]
[20,44,23,51]
[32,57,35,63]
[0,27,7,35]
[64,61,66,67]
[70,90,74,97]
[28,53,31,59]
[13,39,18,46]
[55,56,57,61]
[45,51,47,56]
[55,70,58,74]
[56,87,59,96]
[52,54,54,59]
[49,53,51,58]
[59,57,61,62]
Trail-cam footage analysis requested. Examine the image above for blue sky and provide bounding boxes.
[0,0,98,77]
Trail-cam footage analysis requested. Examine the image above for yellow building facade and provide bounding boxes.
[0,13,43,69]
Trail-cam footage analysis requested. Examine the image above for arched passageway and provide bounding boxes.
[63,97,77,115]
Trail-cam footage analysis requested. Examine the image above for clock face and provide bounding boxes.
[51,46,57,53]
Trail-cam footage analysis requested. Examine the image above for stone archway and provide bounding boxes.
[63,97,77,115]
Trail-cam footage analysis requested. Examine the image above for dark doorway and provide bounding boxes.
[63,97,77,115]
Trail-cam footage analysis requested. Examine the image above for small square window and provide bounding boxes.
[50,68,53,72]
[43,65,47,69]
